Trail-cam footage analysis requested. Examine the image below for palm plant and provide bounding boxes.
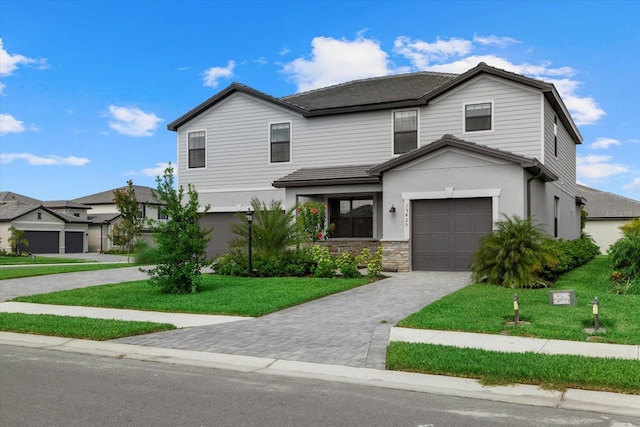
[229,197,301,259]
[470,214,558,288]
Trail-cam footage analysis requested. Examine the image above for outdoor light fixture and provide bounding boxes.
[389,205,396,213]
[246,208,253,276]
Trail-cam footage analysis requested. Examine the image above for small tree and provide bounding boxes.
[144,164,212,294]
[112,180,143,260]
[8,226,28,255]
[296,201,335,242]
[229,197,300,260]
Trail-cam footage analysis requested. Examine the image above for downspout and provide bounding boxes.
[526,170,544,219]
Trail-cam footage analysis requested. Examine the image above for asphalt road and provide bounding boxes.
[1,346,637,427]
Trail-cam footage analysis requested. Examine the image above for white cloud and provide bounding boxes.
[0,114,25,134]
[279,48,290,56]
[472,34,520,48]
[0,38,48,76]
[547,79,605,125]
[622,178,640,192]
[394,36,473,69]
[283,34,605,125]
[283,36,392,92]
[107,105,162,137]
[0,153,89,166]
[591,138,621,150]
[202,60,235,88]
[142,162,172,177]
[576,155,628,180]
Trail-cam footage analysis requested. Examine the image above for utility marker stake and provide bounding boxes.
[592,296,600,332]
[513,293,520,327]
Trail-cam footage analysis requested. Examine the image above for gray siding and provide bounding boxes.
[543,99,577,196]
[423,75,542,158]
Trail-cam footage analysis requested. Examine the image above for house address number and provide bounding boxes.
[548,290,576,306]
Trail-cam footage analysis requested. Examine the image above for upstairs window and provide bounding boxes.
[394,110,417,154]
[158,209,168,220]
[465,102,492,132]
[553,115,558,157]
[270,123,291,163]
[329,197,373,238]
[136,205,146,219]
[188,131,206,168]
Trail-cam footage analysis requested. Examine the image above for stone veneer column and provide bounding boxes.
[381,240,410,272]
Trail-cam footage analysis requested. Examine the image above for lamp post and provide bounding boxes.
[245,208,253,276]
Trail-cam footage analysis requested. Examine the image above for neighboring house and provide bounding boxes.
[0,192,90,253]
[72,185,164,252]
[168,62,582,271]
[577,184,640,253]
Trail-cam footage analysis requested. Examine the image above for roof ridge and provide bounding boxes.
[280,71,459,99]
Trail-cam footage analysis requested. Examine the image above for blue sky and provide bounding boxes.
[1,0,639,202]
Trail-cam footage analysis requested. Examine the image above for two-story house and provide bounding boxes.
[168,62,582,271]
[73,185,165,253]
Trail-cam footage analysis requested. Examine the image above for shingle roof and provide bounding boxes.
[273,165,380,188]
[577,185,640,219]
[281,71,457,111]
[167,62,581,144]
[0,191,42,205]
[43,200,91,209]
[73,185,157,205]
[0,204,41,222]
[87,213,121,224]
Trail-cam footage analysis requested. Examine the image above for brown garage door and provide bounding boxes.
[65,232,84,253]
[199,212,243,259]
[19,231,60,254]
[412,198,492,271]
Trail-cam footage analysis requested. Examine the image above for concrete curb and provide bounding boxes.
[2,332,638,417]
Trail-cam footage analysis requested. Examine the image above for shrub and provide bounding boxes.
[608,229,640,288]
[360,246,384,278]
[311,245,335,278]
[133,240,160,265]
[541,238,600,281]
[336,252,361,278]
[470,215,558,288]
[213,248,314,277]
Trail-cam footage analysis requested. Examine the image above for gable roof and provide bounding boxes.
[167,63,581,144]
[368,134,558,182]
[0,191,42,205]
[0,204,89,224]
[73,185,158,205]
[273,135,557,189]
[577,184,640,219]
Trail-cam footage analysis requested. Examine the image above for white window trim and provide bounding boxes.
[391,109,420,156]
[186,129,207,170]
[268,121,292,165]
[462,100,494,134]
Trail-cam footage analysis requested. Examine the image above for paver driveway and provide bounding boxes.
[115,272,470,369]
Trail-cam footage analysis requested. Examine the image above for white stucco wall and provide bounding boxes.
[585,219,630,254]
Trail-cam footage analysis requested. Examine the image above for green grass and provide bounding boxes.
[0,255,93,265]
[398,257,640,345]
[13,275,372,317]
[387,342,640,394]
[0,312,175,340]
[0,263,135,280]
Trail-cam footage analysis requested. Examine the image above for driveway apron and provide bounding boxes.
[115,272,470,369]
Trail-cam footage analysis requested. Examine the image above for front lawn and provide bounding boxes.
[387,342,640,394]
[12,274,372,317]
[0,312,175,340]
[0,263,136,280]
[0,255,92,265]
[397,257,640,345]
